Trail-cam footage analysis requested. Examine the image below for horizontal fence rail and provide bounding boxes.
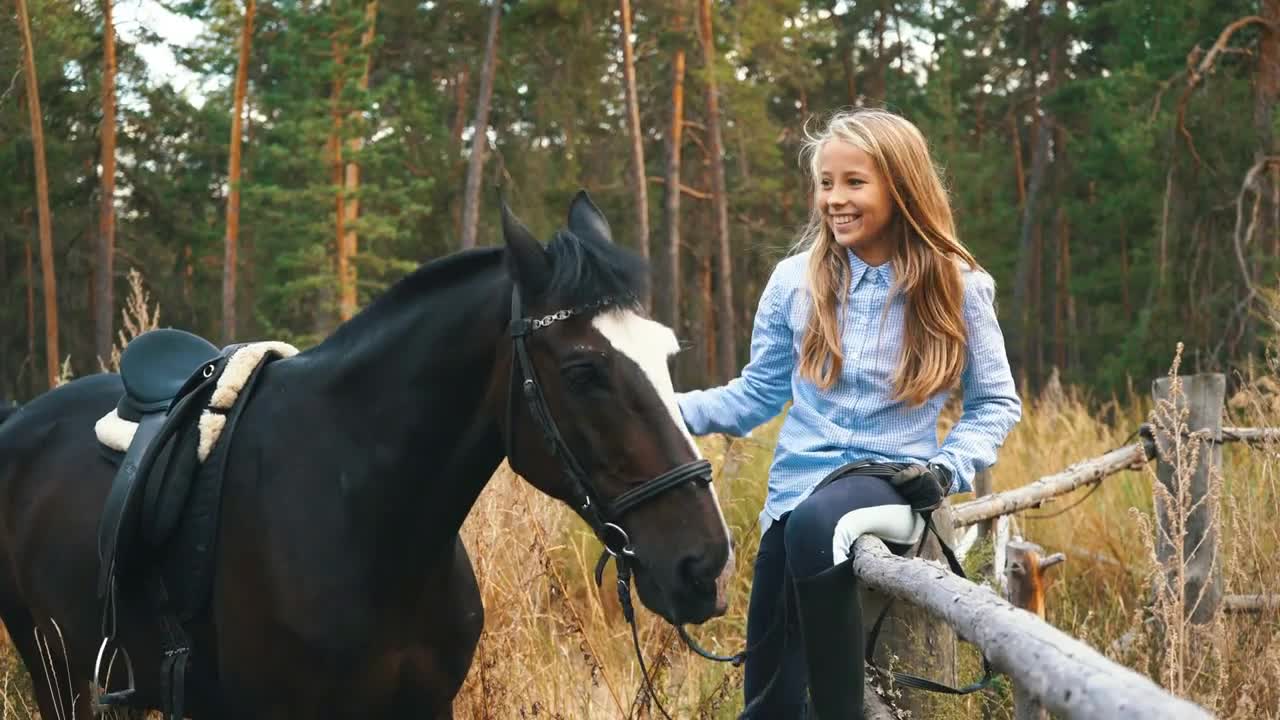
[950,443,1151,528]
[851,536,1214,720]
[950,424,1279,529]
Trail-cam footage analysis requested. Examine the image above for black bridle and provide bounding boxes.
[505,286,719,719]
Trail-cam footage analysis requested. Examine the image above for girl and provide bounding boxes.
[676,109,1022,719]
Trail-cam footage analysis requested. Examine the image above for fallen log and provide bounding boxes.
[851,536,1213,719]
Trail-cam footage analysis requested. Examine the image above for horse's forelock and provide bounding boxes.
[541,228,648,311]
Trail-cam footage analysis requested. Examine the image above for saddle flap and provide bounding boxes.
[97,371,219,599]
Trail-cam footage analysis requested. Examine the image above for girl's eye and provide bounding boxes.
[820,179,832,189]
[848,178,865,187]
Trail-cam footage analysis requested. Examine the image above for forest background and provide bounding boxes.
[3,0,1278,402]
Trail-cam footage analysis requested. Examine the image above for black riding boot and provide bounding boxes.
[793,561,864,720]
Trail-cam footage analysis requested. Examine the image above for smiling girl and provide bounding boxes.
[676,109,1022,718]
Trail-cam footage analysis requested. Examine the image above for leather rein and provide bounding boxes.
[505,287,718,719]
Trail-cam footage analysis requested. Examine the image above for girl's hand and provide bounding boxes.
[889,464,952,512]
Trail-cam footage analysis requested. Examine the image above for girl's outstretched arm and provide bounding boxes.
[677,261,798,437]
[930,270,1022,493]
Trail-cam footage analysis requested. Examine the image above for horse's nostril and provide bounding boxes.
[678,551,721,591]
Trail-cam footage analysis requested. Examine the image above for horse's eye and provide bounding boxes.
[562,361,609,392]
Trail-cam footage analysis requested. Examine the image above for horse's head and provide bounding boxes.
[495,192,733,625]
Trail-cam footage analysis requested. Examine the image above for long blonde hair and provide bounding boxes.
[794,109,979,406]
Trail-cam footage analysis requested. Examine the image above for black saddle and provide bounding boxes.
[116,328,222,420]
[94,329,276,718]
[98,329,227,598]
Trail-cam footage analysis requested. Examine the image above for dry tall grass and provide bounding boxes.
[4,271,1277,716]
[1,373,1275,717]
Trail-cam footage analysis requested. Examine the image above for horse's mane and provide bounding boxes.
[319,227,649,352]
[319,247,505,350]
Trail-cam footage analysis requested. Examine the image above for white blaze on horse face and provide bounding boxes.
[592,309,736,589]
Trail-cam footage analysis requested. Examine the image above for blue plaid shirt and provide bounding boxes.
[676,249,1021,531]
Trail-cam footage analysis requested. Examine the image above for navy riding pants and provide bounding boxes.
[741,473,916,718]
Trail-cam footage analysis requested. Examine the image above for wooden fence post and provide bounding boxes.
[861,505,958,716]
[974,467,994,543]
[1005,540,1065,720]
[1150,373,1224,624]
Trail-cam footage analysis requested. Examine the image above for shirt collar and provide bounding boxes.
[846,248,894,289]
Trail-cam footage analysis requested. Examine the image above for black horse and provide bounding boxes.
[0,193,733,719]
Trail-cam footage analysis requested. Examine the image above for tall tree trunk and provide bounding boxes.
[95,0,117,363]
[1011,0,1046,385]
[451,68,470,240]
[619,0,651,309]
[1053,206,1069,372]
[832,7,857,105]
[1031,218,1044,382]
[337,0,378,322]
[328,7,347,332]
[1010,109,1026,208]
[223,0,255,344]
[1256,0,1279,257]
[1013,121,1048,382]
[701,249,715,383]
[1120,224,1131,323]
[459,1,502,250]
[16,0,59,389]
[698,0,735,382]
[1048,16,1071,375]
[660,6,686,330]
[24,217,36,395]
[869,3,888,104]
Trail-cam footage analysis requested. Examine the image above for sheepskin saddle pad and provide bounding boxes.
[94,328,297,617]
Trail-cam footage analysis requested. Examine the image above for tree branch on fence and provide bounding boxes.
[950,443,1151,528]
[851,536,1214,719]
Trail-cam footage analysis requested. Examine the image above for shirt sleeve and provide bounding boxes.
[930,271,1023,494]
[676,264,796,437]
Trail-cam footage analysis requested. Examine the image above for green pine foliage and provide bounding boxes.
[1,0,1276,400]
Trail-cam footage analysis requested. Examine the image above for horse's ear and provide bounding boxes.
[502,201,551,299]
[567,190,613,245]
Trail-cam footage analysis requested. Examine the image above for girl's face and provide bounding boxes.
[817,139,897,264]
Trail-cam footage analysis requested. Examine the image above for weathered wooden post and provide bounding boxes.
[1150,373,1224,624]
[973,468,994,543]
[1005,540,1065,720]
[972,467,998,720]
[861,505,958,716]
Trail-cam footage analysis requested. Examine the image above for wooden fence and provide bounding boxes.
[863,373,1276,718]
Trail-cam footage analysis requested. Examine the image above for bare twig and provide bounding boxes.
[0,66,21,109]
[1175,16,1273,170]
[646,175,713,199]
[1212,157,1280,360]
